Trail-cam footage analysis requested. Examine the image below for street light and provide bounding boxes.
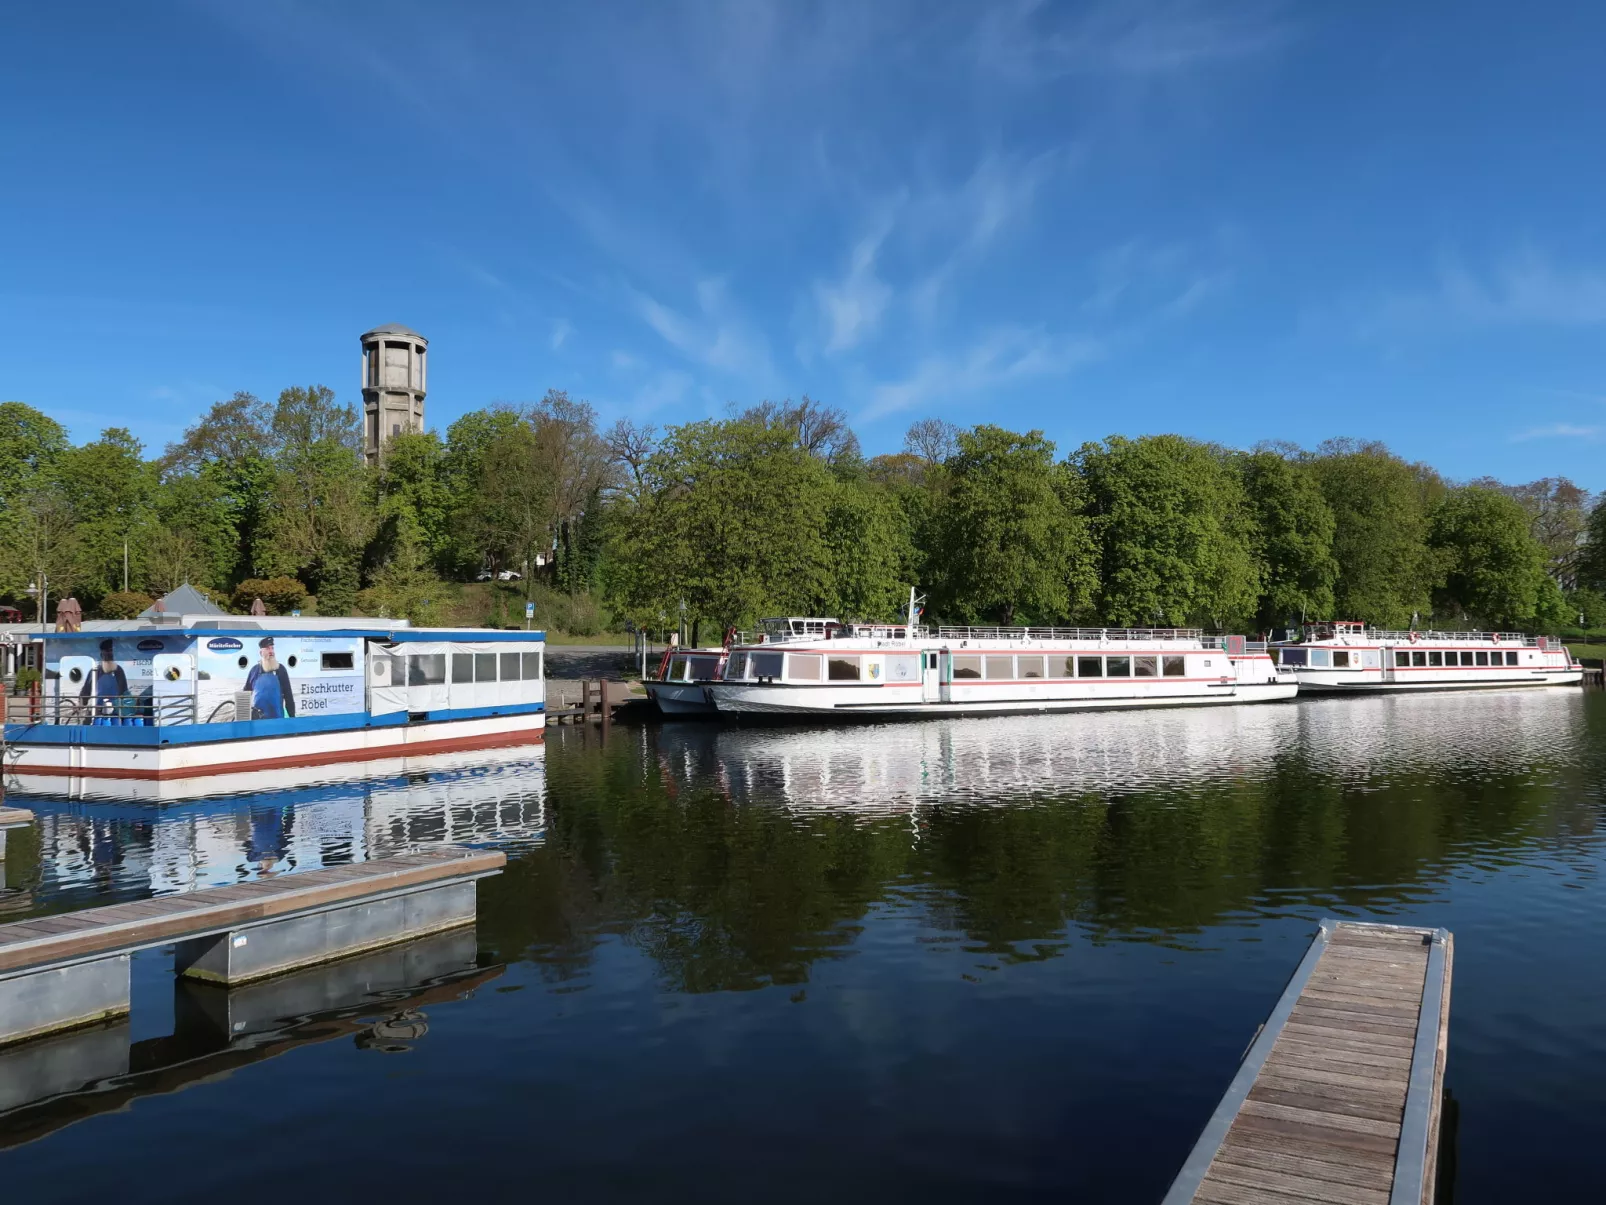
[24,576,47,627]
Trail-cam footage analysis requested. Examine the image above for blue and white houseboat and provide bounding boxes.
[1,615,545,797]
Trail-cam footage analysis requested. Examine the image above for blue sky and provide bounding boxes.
[5,2,1606,486]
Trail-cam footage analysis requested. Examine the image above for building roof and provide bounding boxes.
[361,323,427,341]
[139,583,224,618]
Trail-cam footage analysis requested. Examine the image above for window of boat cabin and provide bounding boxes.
[1412,651,1426,667]
[1332,651,1350,668]
[1163,655,1185,676]
[1016,656,1046,679]
[1310,649,1331,667]
[885,654,920,682]
[984,655,1014,680]
[1134,656,1158,677]
[475,653,498,681]
[1395,651,1410,667]
[826,655,860,681]
[452,653,474,684]
[1428,651,1443,667]
[1058,655,1077,677]
[1106,656,1132,677]
[788,654,822,680]
[1463,651,1476,666]
[522,651,542,679]
[1278,647,1308,666]
[407,653,446,685]
[1475,650,1490,666]
[1505,651,1519,666]
[687,655,720,680]
[952,655,982,679]
[322,652,354,671]
[1077,655,1104,677]
[501,651,520,680]
[753,651,784,679]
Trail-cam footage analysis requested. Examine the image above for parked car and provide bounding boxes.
[474,570,494,582]
[497,570,522,581]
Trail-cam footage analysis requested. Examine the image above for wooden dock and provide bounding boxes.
[1163,919,1453,1205]
[0,807,33,862]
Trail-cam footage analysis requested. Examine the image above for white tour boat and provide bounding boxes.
[1271,621,1581,692]
[1,615,546,795]
[642,644,730,717]
[707,610,1296,719]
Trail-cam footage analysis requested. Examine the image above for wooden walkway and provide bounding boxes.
[1164,920,1453,1205]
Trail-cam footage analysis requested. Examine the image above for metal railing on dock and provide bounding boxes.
[1163,919,1453,1205]
[4,692,197,728]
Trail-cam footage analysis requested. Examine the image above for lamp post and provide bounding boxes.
[25,576,47,627]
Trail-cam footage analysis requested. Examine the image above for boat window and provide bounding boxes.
[1462,651,1476,666]
[728,652,751,680]
[1163,655,1185,677]
[1412,651,1427,667]
[1134,656,1158,677]
[1017,656,1046,679]
[1278,647,1307,666]
[1475,651,1489,666]
[321,652,354,671]
[1428,651,1443,667]
[1506,651,1519,666]
[826,656,859,681]
[985,656,1015,680]
[1310,649,1331,668]
[753,652,785,679]
[952,656,982,679]
[1332,651,1349,669]
[498,651,517,680]
[884,654,920,682]
[1106,656,1131,677]
[407,654,446,686]
[451,654,474,684]
[522,651,542,680]
[687,656,721,680]
[788,654,822,680]
[474,653,497,681]
[1077,656,1104,678]
[1055,656,1074,677]
[1395,651,1410,667]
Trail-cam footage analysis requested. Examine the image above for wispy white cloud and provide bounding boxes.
[631,279,777,386]
[550,319,573,351]
[1511,423,1602,442]
[814,226,893,354]
[1373,248,1606,335]
[863,327,1103,421]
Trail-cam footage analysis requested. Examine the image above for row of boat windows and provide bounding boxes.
[1395,650,1521,668]
[724,651,1206,682]
[389,651,544,687]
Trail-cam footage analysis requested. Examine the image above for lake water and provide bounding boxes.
[2,690,1604,1202]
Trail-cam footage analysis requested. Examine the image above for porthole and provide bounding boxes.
[238,656,249,669]
[287,655,298,669]
[68,667,83,683]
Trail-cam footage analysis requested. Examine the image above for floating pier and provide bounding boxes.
[0,846,504,1046]
[1164,919,1453,1205]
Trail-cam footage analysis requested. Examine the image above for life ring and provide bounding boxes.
[1408,631,1420,644]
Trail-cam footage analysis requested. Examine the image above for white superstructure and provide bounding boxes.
[1271,621,1581,692]
[708,614,1296,718]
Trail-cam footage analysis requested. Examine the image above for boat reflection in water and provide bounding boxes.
[0,927,500,1143]
[650,686,1587,815]
[13,750,546,911]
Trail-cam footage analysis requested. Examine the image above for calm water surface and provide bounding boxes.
[2,691,1604,1202]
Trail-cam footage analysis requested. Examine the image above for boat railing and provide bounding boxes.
[936,625,1206,643]
[1320,628,1543,646]
[4,692,198,728]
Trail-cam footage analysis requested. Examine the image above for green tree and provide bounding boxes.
[820,477,916,620]
[0,401,68,510]
[162,392,277,584]
[0,486,79,615]
[370,430,451,571]
[1574,498,1606,595]
[1240,449,1338,628]
[931,426,1093,625]
[54,428,159,602]
[1429,486,1553,627]
[1075,434,1260,628]
[1308,440,1439,626]
[442,406,526,576]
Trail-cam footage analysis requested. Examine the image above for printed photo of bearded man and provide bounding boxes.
[245,636,297,719]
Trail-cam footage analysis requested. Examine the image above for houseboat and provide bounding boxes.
[1,616,545,796]
[707,614,1296,719]
[1271,621,1581,691]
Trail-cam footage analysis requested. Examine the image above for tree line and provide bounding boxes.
[2,389,1603,636]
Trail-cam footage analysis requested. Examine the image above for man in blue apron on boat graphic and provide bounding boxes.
[245,637,297,719]
[78,639,129,722]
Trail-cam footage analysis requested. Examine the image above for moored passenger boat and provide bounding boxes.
[643,645,728,717]
[1,615,546,795]
[708,614,1296,719]
[1271,621,1581,691]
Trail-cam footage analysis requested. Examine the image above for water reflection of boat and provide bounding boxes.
[19,753,546,905]
[0,927,498,1144]
[649,688,1587,814]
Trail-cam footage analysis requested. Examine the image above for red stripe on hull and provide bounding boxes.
[5,727,545,781]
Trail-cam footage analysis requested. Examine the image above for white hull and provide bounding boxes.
[710,679,1297,717]
[1295,668,1581,692]
[644,681,717,716]
[2,712,546,797]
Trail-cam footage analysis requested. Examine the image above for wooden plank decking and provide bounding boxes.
[0,847,506,975]
[0,807,34,829]
[1164,920,1453,1205]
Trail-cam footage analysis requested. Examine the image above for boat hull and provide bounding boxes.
[1294,669,1582,692]
[643,681,717,716]
[709,679,1297,718]
[1,711,546,796]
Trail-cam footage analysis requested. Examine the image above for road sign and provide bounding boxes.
[525,601,535,619]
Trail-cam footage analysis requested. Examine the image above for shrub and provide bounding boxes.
[231,577,308,615]
[99,590,155,620]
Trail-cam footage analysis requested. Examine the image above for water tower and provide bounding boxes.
[360,324,427,463]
